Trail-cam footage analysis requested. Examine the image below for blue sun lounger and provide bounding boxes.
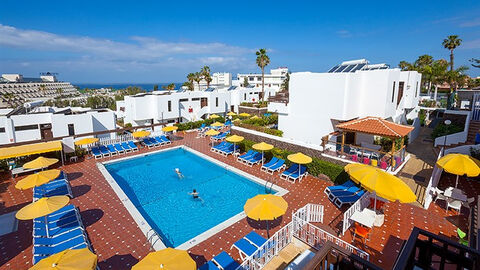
[91,146,102,159]
[334,190,366,208]
[220,144,238,156]
[211,141,227,152]
[128,141,139,151]
[200,251,240,270]
[160,135,171,144]
[261,157,279,171]
[280,164,299,179]
[106,144,118,156]
[152,136,165,146]
[34,227,85,246]
[33,235,88,259]
[237,150,255,162]
[324,180,356,197]
[33,217,83,238]
[244,231,267,248]
[216,142,232,154]
[266,159,286,174]
[143,138,155,148]
[231,238,258,261]
[33,181,72,199]
[98,145,110,157]
[328,186,361,202]
[245,152,263,166]
[121,142,132,152]
[288,165,307,183]
[114,143,125,154]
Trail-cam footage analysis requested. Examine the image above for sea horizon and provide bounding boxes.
[74,82,183,91]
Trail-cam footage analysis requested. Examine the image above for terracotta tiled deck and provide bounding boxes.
[0,131,470,270]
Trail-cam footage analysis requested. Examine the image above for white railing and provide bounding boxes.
[237,222,294,270]
[99,134,133,145]
[293,220,370,261]
[342,192,371,235]
[293,203,324,223]
[423,148,444,209]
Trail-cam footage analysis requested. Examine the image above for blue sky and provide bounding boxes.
[0,0,479,83]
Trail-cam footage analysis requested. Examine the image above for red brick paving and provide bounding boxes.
[0,131,471,269]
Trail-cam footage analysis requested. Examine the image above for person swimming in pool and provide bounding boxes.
[174,168,184,179]
[189,189,199,199]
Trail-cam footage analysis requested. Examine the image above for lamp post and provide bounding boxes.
[442,119,451,156]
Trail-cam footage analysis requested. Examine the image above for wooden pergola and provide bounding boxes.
[336,117,414,166]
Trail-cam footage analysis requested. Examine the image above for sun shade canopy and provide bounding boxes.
[132,248,196,270]
[253,142,274,151]
[0,141,62,160]
[162,126,178,132]
[287,152,312,164]
[16,196,70,220]
[244,194,288,221]
[226,135,244,143]
[75,138,99,146]
[336,116,414,138]
[436,153,480,177]
[30,248,97,270]
[23,157,58,169]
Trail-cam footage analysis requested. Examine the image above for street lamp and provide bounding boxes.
[442,119,451,156]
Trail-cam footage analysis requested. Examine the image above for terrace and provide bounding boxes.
[0,128,472,269]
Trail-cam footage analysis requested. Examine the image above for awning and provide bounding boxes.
[0,141,62,160]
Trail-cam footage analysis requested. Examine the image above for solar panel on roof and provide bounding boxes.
[227,86,237,91]
[205,87,215,92]
[335,65,348,73]
[343,64,356,72]
[328,65,340,73]
[351,63,366,72]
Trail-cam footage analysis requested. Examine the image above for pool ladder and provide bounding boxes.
[264,176,276,194]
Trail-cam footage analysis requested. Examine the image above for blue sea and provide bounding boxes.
[74,83,182,91]
[105,147,269,247]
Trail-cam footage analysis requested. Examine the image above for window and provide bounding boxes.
[0,127,5,133]
[168,101,172,112]
[391,81,396,103]
[192,98,200,101]
[215,97,219,107]
[397,82,405,106]
[179,98,188,102]
[249,77,254,81]
[415,82,419,97]
[244,93,247,100]
[67,124,75,136]
[15,124,38,131]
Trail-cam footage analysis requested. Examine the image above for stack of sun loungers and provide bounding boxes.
[231,231,268,260]
[324,180,365,208]
[237,150,263,167]
[261,157,286,174]
[199,251,240,270]
[280,164,308,183]
[143,136,172,148]
[32,204,92,264]
[211,131,229,141]
[33,171,72,200]
[211,142,238,156]
[91,141,138,159]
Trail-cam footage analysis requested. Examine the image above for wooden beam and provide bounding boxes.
[341,132,345,154]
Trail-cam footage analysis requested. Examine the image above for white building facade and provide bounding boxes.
[268,59,422,145]
[0,107,116,145]
[237,67,288,90]
[194,72,233,91]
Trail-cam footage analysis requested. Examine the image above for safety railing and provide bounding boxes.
[342,192,371,235]
[98,133,133,145]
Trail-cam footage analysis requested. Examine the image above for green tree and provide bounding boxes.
[243,77,249,87]
[193,72,202,90]
[256,48,270,101]
[398,61,414,71]
[442,35,462,71]
[187,73,196,87]
[162,83,175,90]
[201,66,212,88]
[182,81,194,91]
[430,59,449,101]
[153,84,159,91]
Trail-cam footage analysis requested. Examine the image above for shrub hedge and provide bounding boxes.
[236,139,348,183]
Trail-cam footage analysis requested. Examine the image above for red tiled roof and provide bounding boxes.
[336,116,414,138]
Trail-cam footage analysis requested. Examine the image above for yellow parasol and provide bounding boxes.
[436,153,480,187]
[204,129,220,136]
[239,113,250,118]
[209,114,220,119]
[226,135,244,154]
[211,122,224,127]
[227,112,237,116]
[287,153,312,164]
[23,157,59,170]
[30,248,97,270]
[74,138,99,146]
[244,194,288,237]
[345,163,416,204]
[132,248,196,270]
[15,169,61,190]
[162,126,178,132]
[16,195,70,237]
[253,142,274,165]
[250,115,260,120]
[132,130,151,138]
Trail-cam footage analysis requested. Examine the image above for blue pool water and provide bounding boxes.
[105,147,268,247]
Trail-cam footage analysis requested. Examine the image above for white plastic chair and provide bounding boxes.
[446,199,462,213]
[433,187,447,203]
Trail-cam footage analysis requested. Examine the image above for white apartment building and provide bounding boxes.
[0,106,116,145]
[0,73,79,108]
[194,72,233,91]
[116,86,277,128]
[237,67,288,90]
[268,59,422,145]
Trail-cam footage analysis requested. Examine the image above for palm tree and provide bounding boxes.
[256,48,270,101]
[187,73,195,86]
[442,35,462,71]
[430,59,448,101]
[193,72,202,90]
[398,61,414,71]
[201,66,212,88]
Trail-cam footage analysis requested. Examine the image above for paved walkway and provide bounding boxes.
[398,127,438,206]
[0,131,464,269]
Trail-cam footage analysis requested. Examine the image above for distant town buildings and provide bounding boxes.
[0,73,79,109]
[236,67,289,90]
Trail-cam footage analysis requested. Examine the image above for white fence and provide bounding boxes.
[99,134,134,145]
[434,110,471,147]
[294,203,324,223]
[342,192,371,235]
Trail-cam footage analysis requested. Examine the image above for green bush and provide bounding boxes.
[236,123,283,136]
[431,123,464,139]
[237,139,347,183]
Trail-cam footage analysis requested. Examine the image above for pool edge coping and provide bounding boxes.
[98,145,289,251]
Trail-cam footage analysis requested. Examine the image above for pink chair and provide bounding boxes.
[380,161,388,170]
[351,155,358,162]
[363,157,370,165]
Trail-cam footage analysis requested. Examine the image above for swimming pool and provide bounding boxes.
[100,146,286,249]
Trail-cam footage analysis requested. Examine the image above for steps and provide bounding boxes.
[467,120,480,144]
